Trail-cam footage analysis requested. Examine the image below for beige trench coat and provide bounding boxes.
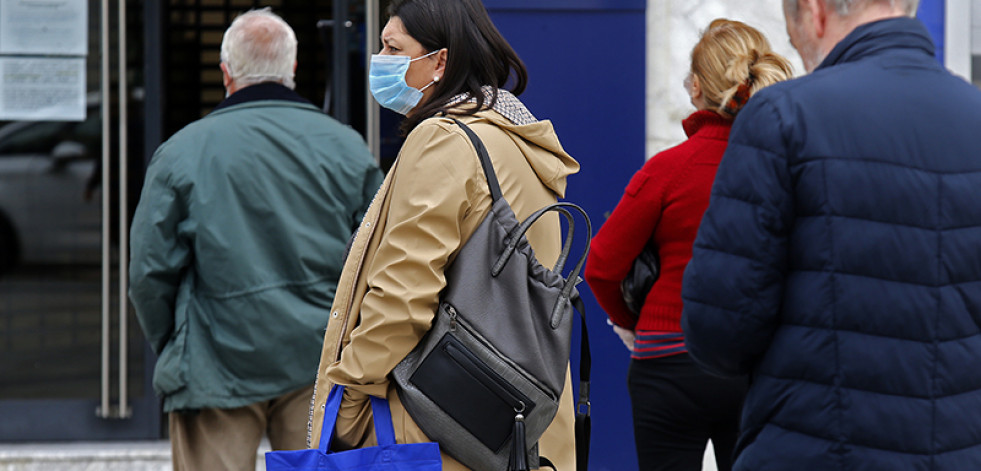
[308,109,581,470]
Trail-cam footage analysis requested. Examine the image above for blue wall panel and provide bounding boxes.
[484,0,645,11]
[486,4,645,470]
[917,0,945,63]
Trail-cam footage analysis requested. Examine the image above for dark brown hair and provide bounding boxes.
[387,0,528,133]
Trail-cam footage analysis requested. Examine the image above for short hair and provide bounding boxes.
[220,8,297,89]
[690,19,794,119]
[386,0,528,133]
[784,0,920,17]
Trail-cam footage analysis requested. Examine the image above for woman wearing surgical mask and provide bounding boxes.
[584,19,793,471]
[307,0,580,469]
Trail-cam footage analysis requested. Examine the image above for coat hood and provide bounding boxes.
[468,109,580,198]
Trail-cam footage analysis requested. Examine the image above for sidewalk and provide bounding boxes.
[0,440,270,471]
[0,440,717,470]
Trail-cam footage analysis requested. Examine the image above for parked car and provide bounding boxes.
[0,108,103,275]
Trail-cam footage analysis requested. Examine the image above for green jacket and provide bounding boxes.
[129,84,382,412]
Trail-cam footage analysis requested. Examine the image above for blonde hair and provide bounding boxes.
[690,19,794,119]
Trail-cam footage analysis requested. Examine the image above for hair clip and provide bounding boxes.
[723,81,753,116]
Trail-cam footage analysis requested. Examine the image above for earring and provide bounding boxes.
[434,76,440,82]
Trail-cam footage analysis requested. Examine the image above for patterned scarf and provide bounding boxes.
[448,86,538,126]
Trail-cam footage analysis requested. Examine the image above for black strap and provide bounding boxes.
[574,296,591,471]
[451,118,503,202]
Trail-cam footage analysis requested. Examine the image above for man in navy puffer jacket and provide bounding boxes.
[681,0,981,469]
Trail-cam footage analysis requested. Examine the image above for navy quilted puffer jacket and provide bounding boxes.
[681,17,981,470]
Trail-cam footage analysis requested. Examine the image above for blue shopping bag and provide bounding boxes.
[265,385,442,470]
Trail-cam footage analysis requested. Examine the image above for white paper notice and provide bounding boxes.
[0,0,88,56]
[0,57,86,121]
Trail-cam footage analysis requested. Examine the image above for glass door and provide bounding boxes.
[0,0,388,442]
[0,0,159,441]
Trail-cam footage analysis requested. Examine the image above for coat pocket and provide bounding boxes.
[409,333,535,452]
[152,318,188,396]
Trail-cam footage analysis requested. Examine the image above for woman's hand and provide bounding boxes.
[607,319,635,352]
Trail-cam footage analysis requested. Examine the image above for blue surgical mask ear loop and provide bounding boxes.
[414,49,442,92]
[411,49,441,63]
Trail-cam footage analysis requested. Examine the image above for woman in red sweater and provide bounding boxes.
[584,19,793,471]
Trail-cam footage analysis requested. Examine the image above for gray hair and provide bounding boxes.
[784,0,920,17]
[220,8,297,89]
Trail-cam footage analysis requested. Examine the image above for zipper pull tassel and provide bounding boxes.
[508,403,529,471]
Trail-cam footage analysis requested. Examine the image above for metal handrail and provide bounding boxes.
[98,0,111,421]
[366,0,380,162]
[117,0,132,419]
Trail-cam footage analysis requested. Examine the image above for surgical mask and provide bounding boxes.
[369,50,440,115]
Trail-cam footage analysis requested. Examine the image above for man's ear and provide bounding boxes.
[802,0,828,38]
[220,62,233,89]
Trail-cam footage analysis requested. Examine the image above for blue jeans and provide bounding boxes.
[627,353,747,471]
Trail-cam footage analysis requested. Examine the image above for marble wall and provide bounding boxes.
[646,0,805,156]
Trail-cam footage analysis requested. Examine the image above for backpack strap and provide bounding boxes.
[574,295,591,471]
[451,118,503,203]
[451,118,578,274]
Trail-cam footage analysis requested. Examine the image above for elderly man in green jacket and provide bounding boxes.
[129,8,382,470]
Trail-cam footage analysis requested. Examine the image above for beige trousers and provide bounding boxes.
[169,384,314,471]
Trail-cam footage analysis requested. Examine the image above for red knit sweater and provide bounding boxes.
[585,110,731,333]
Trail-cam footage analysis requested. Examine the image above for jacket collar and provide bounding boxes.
[212,82,314,113]
[817,17,935,71]
[683,109,731,140]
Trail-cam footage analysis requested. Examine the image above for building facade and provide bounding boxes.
[0,1,975,470]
